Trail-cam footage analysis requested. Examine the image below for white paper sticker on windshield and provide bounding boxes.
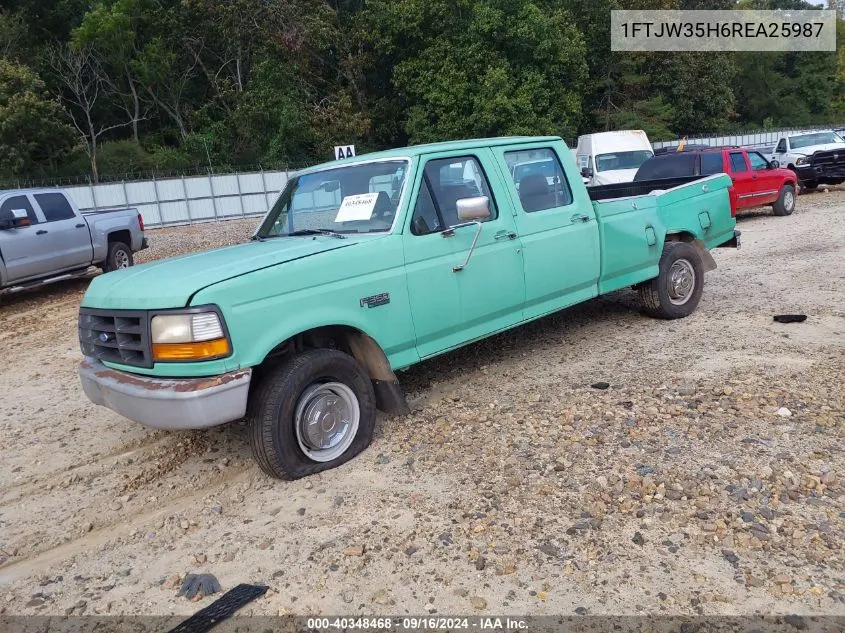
[335,193,379,222]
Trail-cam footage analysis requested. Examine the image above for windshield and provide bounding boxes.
[513,160,555,182]
[256,160,408,237]
[788,131,845,149]
[595,150,653,172]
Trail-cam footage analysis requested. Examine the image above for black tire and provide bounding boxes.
[772,184,796,216]
[103,241,133,272]
[638,241,704,319]
[248,348,376,479]
[802,181,818,191]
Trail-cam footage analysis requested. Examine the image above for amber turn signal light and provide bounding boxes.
[152,338,230,361]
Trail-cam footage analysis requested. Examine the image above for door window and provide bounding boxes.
[504,148,573,213]
[729,153,748,172]
[748,152,769,171]
[0,195,38,224]
[34,193,76,221]
[410,180,443,236]
[413,156,497,232]
[776,139,787,153]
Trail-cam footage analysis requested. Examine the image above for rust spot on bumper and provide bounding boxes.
[80,359,250,393]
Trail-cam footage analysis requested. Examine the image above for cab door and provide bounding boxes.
[32,192,93,270]
[0,194,47,282]
[747,151,781,204]
[402,151,525,358]
[491,143,600,320]
[727,151,755,210]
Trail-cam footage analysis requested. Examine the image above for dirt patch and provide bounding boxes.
[0,191,842,617]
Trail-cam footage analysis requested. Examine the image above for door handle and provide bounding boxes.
[570,213,591,223]
[494,230,517,240]
[36,229,48,235]
[75,223,85,228]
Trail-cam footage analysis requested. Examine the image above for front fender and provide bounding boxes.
[191,236,420,372]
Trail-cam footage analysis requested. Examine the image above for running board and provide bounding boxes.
[2,267,98,294]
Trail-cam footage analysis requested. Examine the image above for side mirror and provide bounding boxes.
[581,167,594,178]
[456,196,491,222]
[0,208,30,230]
[769,159,780,169]
[448,196,491,273]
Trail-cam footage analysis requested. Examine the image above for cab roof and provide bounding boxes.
[299,136,565,174]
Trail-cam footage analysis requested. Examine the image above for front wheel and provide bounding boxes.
[772,184,795,216]
[638,241,704,319]
[103,241,133,272]
[248,349,376,479]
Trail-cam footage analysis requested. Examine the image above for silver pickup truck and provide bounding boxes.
[0,188,147,295]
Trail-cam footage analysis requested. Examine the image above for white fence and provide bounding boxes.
[64,169,291,228]
[651,126,845,153]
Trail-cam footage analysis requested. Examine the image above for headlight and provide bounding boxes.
[795,157,808,166]
[150,309,231,361]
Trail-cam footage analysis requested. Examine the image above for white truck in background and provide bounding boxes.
[575,130,654,186]
[769,129,845,190]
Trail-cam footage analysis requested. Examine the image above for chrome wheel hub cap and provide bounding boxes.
[668,258,695,305]
[294,382,359,463]
[115,250,130,268]
[784,190,794,211]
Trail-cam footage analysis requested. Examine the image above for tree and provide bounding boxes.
[73,0,151,143]
[0,60,76,177]
[47,43,133,182]
[361,0,588,143]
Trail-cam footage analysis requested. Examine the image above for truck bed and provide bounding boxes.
[587,175,704,201]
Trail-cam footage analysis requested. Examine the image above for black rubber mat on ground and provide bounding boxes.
[167,583,269,633]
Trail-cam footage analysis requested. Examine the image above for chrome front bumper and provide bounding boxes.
[78,358,251,430]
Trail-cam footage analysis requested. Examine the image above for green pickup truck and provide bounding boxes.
[78,136,739,479]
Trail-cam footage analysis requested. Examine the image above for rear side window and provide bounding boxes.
[729,153,748,173]
[634,154,696,181]
[34,193,75,221]
[0,195,38,225]
[504,148,573,213]
[700,153,724,176]
[776,139,787,153]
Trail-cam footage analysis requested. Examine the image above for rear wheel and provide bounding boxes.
[638,241,704,319]
[802,181,818,191]
[103,241,133,272]
[248,348,376,479]
[772,184,795,216]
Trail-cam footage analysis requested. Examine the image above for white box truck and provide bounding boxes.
[575,130,654,186]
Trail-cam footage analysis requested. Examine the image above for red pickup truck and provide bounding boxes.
[634,147,797,217]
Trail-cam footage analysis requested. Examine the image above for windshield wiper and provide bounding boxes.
[286,229,346,239]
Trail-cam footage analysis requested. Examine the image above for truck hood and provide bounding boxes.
[81,237,355,309]
[791,142,845,156]
[590,169,639,186]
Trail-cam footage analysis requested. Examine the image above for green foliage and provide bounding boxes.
[0,60,76,177]
[1,0,845,180]
[363,0,587,143]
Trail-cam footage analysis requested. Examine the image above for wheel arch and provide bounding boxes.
[664,231,716,272]
[254,323,409,416]
[107,229,132,246]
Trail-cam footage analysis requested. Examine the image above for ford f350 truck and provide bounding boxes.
[78,136,739,479]
[0,188,147,296]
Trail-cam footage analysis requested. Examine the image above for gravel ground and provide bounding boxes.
[0,191,842,618]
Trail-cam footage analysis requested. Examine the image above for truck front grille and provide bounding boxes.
[78,308,152,368]
[811,150,845,178]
